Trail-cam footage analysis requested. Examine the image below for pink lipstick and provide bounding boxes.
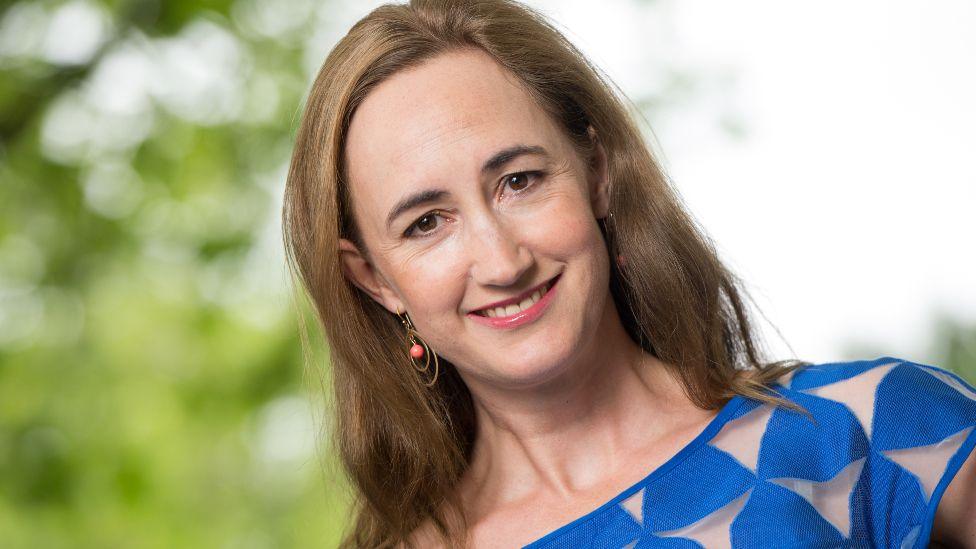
[466,274,561,329]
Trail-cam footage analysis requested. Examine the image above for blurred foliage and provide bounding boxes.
[0,0,973,548]
[844,314,976,385]
[936,317,976,382]
[0,0,352,546]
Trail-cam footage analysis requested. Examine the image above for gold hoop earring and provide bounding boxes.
[396,309,440,387]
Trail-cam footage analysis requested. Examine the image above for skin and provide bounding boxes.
[338,48,976,547]
[933,452,976,547]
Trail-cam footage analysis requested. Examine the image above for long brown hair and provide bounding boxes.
[282,0,806,546]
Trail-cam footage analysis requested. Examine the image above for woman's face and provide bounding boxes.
[340,48,612,388]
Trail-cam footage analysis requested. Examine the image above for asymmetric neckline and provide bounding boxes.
[520,357,976,549]
[523,394,747,547]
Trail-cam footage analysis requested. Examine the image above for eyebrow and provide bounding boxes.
[384,144,549,231]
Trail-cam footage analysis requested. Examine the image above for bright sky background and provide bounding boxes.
[525,0,976,364]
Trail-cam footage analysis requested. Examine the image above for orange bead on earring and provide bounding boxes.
[396,308,440,386]
[410,343,425,359]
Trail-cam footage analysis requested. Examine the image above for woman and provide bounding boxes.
[282,1,976,547]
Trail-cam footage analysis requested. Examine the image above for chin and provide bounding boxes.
[484,333,580,386]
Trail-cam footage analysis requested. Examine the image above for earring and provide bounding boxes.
[396,308,440,387]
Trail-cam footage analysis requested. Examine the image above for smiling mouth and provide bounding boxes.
[472,275,559,318]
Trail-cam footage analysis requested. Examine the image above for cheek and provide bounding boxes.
[525,192,607,266]
[389,244,468,328]
[530,196,611,311]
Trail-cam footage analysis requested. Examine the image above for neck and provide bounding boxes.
[457,295,709,515]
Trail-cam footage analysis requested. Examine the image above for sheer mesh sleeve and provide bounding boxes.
[521,357,976,548]
[864,358,976,548]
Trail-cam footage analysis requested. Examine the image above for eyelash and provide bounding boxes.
[403,170,547,239]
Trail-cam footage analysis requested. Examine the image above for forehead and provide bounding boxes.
[343,48,567,230]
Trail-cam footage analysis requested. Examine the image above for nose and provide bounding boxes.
[465,214,534,287]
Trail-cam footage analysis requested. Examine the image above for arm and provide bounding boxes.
[932,447,976,548]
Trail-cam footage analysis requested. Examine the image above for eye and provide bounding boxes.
[403,210,445,238]
[501,170,544,195]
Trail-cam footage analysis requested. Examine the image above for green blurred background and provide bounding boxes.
[0,0,973,547]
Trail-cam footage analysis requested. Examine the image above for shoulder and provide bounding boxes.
[766,356,976,547]
[777,356,976,439]
[770,356,976,468]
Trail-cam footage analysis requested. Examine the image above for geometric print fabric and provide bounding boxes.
[523,357,976,549]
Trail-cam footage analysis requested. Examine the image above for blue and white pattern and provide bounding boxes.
[523,357,976,548]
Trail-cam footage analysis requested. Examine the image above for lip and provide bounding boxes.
[469,276,556,313]
[466,274,561,329]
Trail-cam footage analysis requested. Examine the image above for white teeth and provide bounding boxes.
[478,282,551,318]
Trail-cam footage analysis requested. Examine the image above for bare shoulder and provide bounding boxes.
[464,502,568,549]
[457,476,596,548]
[404,513,539,549]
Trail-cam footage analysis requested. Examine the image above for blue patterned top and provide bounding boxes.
[524,357,976,548]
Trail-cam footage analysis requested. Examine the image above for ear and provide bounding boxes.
[585,126,611,220]
[338,238,404,314]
